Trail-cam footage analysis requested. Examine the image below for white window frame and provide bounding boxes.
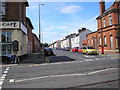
[99,37,102,46]
[104,36,107,45]
[109,15,112,25]
[103,18,106,27]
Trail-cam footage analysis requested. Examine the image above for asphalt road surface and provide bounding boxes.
[0,50,120,89]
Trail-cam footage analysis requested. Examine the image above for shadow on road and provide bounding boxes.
[45,55,76,63]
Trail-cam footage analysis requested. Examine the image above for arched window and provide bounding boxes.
[110,35,113,49]
[109,15,112,25]
[104,36,107,45]
[99,37,102,46]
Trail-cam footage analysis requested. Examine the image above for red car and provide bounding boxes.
[72,47,79,52]
[78,47,83,53]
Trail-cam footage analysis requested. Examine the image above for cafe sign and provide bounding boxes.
[0,21,20,29]
[0,21,27,34]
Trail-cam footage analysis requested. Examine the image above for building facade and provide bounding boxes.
[86,0,120,53]
[26,17,34,54]
[32,33,40,53]
[0,2,29,56]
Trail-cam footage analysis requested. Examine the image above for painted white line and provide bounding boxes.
[111,57,116,59]
[0,67,10,90]
[2,74,6,77]
[9,79,15,83]
[85,59,94,61]
[51,73,86,78]
[3,71,8,74]
[0,81,3,85]
[88,68,117,75]
[15,76,50,82]
[1,77,5,79]
[5,68,9,71]
[15,73,86,83]
[6,67,10,69]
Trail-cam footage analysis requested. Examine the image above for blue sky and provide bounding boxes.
[26,1,113,44]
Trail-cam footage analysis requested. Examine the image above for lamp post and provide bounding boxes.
[39,4,44,53]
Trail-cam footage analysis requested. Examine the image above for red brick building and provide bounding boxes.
[86,0,120,53]
[26,17,34,54]
[32,33,40,53]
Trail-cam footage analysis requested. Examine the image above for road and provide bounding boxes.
[0,50,120,89]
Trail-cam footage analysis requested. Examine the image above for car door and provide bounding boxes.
[82,47,86,54]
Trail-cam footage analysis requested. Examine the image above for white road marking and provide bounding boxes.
[9,79,15,83]
[12,67,118,83]
[5,68,9,71]
[2,74,6,77]
[15,76,50,82]
[1,77,5,79]
[85,59,94,61]
[0,81,3,86]
[88,68,117,75]
[4,71,8,74]
[51,73,86,78]
[0,67,10,90]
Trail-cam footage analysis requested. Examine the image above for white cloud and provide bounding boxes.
[81,16,98,31]
[60,5,82,14]
[82,15,98,26]
[43,26,69,32]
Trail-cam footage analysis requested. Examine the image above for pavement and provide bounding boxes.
[99,53,120,57]
[20,53,45,64]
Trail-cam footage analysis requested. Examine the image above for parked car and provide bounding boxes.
[78,47,83,53]
[63,47,71,51]
[82,46,98,55]
[56,47,62,50]
[44,48,54,56]
[72,47,79,52]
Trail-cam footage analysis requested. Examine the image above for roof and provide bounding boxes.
[24,0,29,7]
[26,17,34,29]
[32,33,39,41]
[96,1,119,19]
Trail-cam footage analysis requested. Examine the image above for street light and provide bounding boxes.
[39,4,44,53]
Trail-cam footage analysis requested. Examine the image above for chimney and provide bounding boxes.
[99,0,105,15]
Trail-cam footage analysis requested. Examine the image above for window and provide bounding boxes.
[103,18,106,27]
[104,36,107,45]
[99,37,102,46]
[116,38,118,49]
[1,31,12,42]
[109,15,112,25]
[110,35,113,49]
[0,1,6,18]
[0,31,12,55]
[1,45,12,55]
[119,14,120,24]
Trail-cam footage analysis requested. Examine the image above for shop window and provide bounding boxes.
[1,31,12,42]
[1,45,12,55]
[109,15,112,25]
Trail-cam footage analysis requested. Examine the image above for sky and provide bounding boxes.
[26,1,114,44]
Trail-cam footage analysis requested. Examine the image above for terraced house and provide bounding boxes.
[86,0,120,53]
